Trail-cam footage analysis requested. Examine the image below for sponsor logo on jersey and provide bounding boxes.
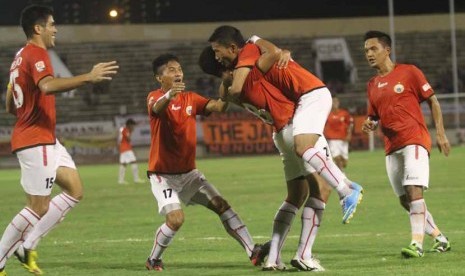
[35,61,45,72]
[393,83,404,93]
[422,83,431,92]
[171,104,181,111]
[186,106,193,115]
[377,82,388,88]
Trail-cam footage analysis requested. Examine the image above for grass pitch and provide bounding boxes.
[1,147,464,275]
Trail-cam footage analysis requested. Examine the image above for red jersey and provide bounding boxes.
[146,90,210,174]
[235,43,295,131]
[367,64,433,154]
[237,43,325,103]
[9,44,55,153]
[241,67,295,132]
[324,108,353,140]
[118,126,132,153]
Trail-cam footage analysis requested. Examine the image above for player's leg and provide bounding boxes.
[146,174,183,271]
[263,178,305,271]
[399,196,450,253]
[125,150,144,183]
[291,173,329,272]
[22,141,82,252]
[262,125,306,270]
[130,162,144,183]
[186,171,264,266]
[118,151,129,184]
[0,145,57,274]
[118,163,127,184]
[293,89,362,223]
[329,140,345,171]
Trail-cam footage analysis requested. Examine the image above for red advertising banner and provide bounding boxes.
[201,113,277,155]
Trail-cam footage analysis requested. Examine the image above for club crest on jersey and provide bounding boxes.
[393,83,404,94]
[186,106,193,115]
[35,61,45,72]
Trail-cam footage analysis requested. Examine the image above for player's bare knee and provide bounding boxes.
[166,211,184,230]
[209,196,230,215]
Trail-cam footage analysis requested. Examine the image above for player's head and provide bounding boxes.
[126,118,136,126]
[125,118,136,130]
[332,95,340,110]
[20,5,56,48]
[152,54,183,89]
[208,25,245,69]
[199,46,227,78]
[363,30,392,69]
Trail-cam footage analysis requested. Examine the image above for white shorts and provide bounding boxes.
[273,123,332,181]
[293,87,332,136]
[120,150,137,164]
[328,139,349,159]
[385,145,430,197]
[149,169,221,215]
[16,140,76,196]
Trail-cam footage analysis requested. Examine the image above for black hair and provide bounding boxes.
[208,25,245,48]
[152,53,179,75]
[126,118,136,126]
[364,30,392,48]
[20,5,54,39]
[198,46,227,78]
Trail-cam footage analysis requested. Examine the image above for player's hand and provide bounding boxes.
[436,133,450,157]
[89,61,119,83]
[169,81,185,98]
[277,50,291,69]
[362,119,378,133]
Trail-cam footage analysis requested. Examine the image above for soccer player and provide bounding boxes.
[323,96,354,172]
[208,26,363,226]
[0,5,118,275]
[199,45,329,271]
[117,118,144,184]
[362,30,451,258]
[144,53,268,271]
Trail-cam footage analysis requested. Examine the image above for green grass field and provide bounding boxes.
[1,147,464,275]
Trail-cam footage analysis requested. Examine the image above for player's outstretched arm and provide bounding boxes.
[39,61,119,94]
[228,67,251,96]
[249,36,282,73]
[206,98,229,113]
[427,94,450,156]
[151,81,185,114]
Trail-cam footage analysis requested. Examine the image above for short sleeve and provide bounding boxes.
[410,66,434,102]
[236,43,261,69]
[29,48,54,85]
[191,92,210,115]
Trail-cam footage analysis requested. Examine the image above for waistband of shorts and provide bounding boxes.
[147,170,194,178]
[301,85,327,96]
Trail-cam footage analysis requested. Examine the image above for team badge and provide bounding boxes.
[393,83,404,93]
[35,61,45,72]
[422,83,431,92]
[186,105,193,115]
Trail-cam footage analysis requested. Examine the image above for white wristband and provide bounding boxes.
[163,89,173,100]
[248,35,261,44]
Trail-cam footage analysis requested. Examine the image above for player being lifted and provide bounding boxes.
[144,53,269,271]
[208,25,363,228]
[0,5,118,276]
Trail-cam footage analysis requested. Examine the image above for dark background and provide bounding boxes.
[1,0,465,25]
